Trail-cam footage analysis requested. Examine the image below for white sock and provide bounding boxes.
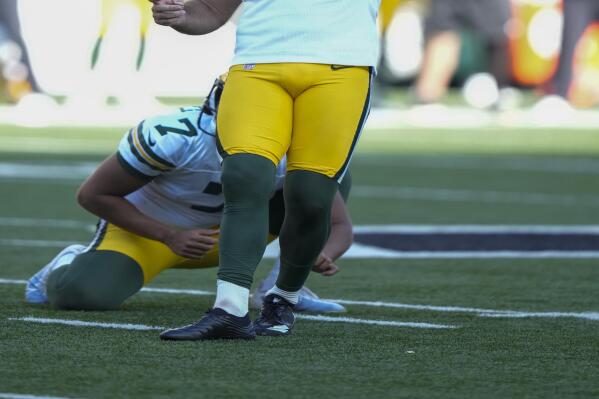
[214,279,249,317]
[266,285,300,305]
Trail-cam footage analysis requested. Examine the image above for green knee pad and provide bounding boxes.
[217,153,276,288]
[46,250,143,310]
[277,170,338,292]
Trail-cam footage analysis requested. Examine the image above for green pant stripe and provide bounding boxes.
[334,67,373,182]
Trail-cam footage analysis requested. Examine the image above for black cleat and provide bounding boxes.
[160,308,256,341]
[254,294,295,337]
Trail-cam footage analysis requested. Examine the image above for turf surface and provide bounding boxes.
[1,124,599,398]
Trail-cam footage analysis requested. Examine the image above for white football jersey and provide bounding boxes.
[117,107,286,229]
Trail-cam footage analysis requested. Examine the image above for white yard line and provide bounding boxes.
[0,177,81,186]
[0,137,115,155]
[2,217,598,234]
[353,225,599,234]
[2,238,597,258]
[295,314,457,329]
[2,156,599,183]
[268,245,599,259]
[2,161,598,207]
[0,393,74,399]
[479,311,599,320]
[2,278,598,322]
[3,279,215,296]
[366,106,599,130]
[0,278,28,285]
[0,217,92,230]
[8,317,163,331]
[3,231,599,259]
[141,287,213,296]
[328,299,599,321]
[9,315,456,330]
[343,250,599,259]
[3,159,598,206]
[4,104,599,129]
[355,155,599,175]
[0,162,95,180]
[0,239,85,248]
[353,186,599,207]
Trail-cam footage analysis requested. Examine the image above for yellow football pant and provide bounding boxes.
[92,221,275,285]
[217,63,372,179]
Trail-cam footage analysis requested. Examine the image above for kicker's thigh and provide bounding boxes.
[176,232,278,270]
[289,66,372,180]
[45,221,179,310]
[217,64,293,166]
[93,222,237,276]
[45,221,224,310]
[94,222,182,285]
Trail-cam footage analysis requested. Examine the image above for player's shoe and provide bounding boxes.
[251,285,346,314]
[254,294,295,337]
[25,244,85,304]
[159,308,256,341]
[295,286,346,313]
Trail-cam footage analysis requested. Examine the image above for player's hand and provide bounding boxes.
[312,253,339,276]
[149,0,187,27]
[163,229,219,259]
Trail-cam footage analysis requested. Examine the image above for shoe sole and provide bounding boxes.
[160,326,256,341]
[160,333,256,341]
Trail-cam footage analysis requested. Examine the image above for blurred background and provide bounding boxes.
[2,3,599,395]
[0,0,598,128]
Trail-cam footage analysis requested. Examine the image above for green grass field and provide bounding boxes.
[1,122,599,398]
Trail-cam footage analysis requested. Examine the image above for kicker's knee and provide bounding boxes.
[221,154,276,200]
[46,251,143,311]
[284,170,337,223]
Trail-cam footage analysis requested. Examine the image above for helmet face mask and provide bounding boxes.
[198,75,226,136]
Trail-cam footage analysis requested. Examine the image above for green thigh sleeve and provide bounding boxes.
[46,250,144,310]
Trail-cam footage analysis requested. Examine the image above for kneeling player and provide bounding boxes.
[25,78,353,312]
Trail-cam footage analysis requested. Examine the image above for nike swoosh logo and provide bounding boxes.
[331,65,354,71]
[267,325,289,333]
[147,135,157,146]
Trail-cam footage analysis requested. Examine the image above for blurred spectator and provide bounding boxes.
[550,0,599,100]
[414,0,512,105]
[0,0,40,102]
[65,0,160,114]
[92,0,152,71]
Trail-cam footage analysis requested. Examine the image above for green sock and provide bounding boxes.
[217,154,276,289]
[276,170,338,292]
